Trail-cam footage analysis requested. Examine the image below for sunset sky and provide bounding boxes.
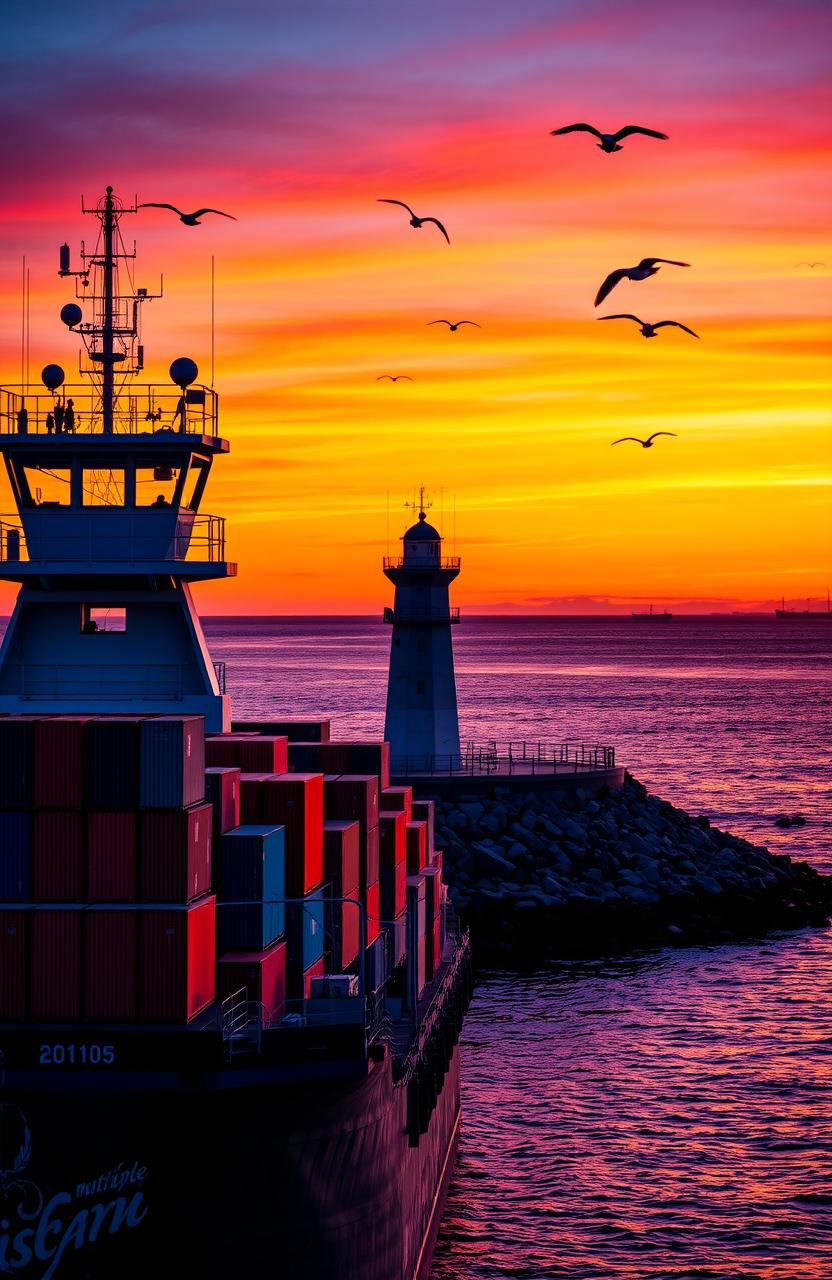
[1,0,830,613]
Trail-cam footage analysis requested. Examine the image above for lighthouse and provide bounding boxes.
[383,491,461,769]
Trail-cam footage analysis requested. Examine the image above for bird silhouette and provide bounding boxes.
[551,123,668,153]
[598,314,699,339]
[139,203,236,225]
[377,200,450,243]
[612,432,677,448]
[427,320,481,332]
[795,261,826,268]
[595,258,689,307]
[376,375,413,382]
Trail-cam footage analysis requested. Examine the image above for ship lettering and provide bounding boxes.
[0,1187,147,1279]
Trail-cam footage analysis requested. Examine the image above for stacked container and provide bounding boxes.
[323,820,360,970]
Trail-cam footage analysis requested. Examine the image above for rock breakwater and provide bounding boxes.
[433,773,831,962]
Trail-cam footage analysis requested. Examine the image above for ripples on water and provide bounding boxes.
[203,616,831,1280]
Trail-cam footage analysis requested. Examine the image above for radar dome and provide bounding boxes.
[41,364,65,391]
[60,303,83,328]
[169,357,198,388]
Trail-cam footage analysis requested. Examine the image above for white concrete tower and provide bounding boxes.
[383,491,461,769]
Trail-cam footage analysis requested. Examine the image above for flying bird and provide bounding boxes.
[139,203,236,225]
[427,320,481,332]
[376,375,413,382]
[595,258,689,307]
[796,261,826,268]
[550,123,668,153]
[598,314,699,339]
[612,432,677,448]
[377,200,450,243]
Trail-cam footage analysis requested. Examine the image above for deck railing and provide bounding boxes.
[0,513,226,564]
[0,384,220,438]
[392,740,616,776]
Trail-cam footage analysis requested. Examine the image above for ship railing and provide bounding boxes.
[0,513,227,564]
[391,740,616,776]
[382,606,461,625]
[0,384,220,437]
[382,556,461,570]
[393,928,472,1087]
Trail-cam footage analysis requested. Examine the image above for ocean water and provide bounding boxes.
[204,615,832,1280]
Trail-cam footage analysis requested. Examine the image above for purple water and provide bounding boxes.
[207,615,831,1280]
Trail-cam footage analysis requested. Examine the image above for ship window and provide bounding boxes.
[81,605,127,633]
[22,466,71,507]
[181,458,209,511]
[82,469,125,507]
[136,465,177,507]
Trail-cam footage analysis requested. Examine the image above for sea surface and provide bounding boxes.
[205,616,832,1280]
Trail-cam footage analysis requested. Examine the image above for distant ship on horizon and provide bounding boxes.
[631,605,673,621]
[775,591,832,620]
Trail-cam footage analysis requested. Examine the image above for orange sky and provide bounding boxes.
[1,0,830,613]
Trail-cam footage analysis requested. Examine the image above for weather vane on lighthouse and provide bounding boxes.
[405,486,432,523]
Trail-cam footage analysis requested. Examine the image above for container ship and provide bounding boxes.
[631,605,672,621]
[0,189,471,1280]
[774,593,832,620]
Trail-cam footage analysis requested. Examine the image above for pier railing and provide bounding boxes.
[0,384,220,438]
[392,740,616,776]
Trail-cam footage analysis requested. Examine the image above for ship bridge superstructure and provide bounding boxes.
[0,187,234,729]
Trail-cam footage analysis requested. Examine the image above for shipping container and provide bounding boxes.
[328,895,361,973]
[87,811,137,902]
[323,820,360,897]
[31,909,82,1021]
[139,895,216,1023]
[342,742,390,790]
[217,939,287,1021]
[286,885,326,971]
[238,736,288,775]
[427,914,443,981]
[234,719,330,743]
[139,803,212,903]
[411,800,435,858]
[204,767,241,846]
[86,717,142,810]
[139,716,205,810]
[0,812,29,901]
[380,786,413,821]
[364,934,388,994]
[379,810,406,870]
[260,774,324,896]
[32,811,84,901]
[0,717,36,810]
[288,742,351,774]
[422,865,442,924]
[34,716,90,809]
[301,955,326,1000]
[390,911,407,968]
[327,775,379,891]
[380,855,407,922]
[430,849,444,876]
[84,910,137,1020]
[406,876,427,999]
[0,910,27,1018]
[239,772,270,823]
[218,824,285,951]
[405,821,428,875]
[365,826,380,890]
[366,880,380,945]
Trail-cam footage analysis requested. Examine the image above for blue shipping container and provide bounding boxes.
[139,716,205,809]
[364,934,388,994]
[0,813,29,901]
[219,825,285,951]
[286,885,325,970]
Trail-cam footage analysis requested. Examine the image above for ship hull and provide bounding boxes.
[0,1049,460,1280]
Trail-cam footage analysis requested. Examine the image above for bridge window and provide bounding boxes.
[81,605,127,633]
[82,469,125,507]
[136,464,178,507]
[22,466,71,507]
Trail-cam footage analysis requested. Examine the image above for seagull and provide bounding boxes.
[550,123,668,153]
[595,258,689,307]
[427,320,481,332]
[598,314,699,339]
[796,261,826,268]
[612,432,677,448]
[139,203,236,225]
[376,375,413,382]
[377,200,450,243]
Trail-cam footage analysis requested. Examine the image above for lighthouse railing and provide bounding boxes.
[383,556,461,570]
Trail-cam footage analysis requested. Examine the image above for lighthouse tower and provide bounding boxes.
[0,188,234,730]
[383,490,461,769]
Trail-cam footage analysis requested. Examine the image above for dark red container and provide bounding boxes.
[302,955,327,1000]
[32,811,84,901]
[379,810,406,869]
[84,910,137,1020]
[422,865,441,924]
[430,849,444,875]
[239,773,270,823]
[380,856,407,921]
[329,897,360,972]
[288,742,351,774]
[0,910,27,1018]
[380,786,413,820]
[343,742,390,790]
[260,774,324,896]
[139,895,216,1022]
[87,811,137,902]
[238,736,288,775]
[327,775,379,833]
[428,914,442,980]
[31,910,82,1021]
[234,719,330,743]
[0,717,36,810]
[366,880,380,944]
[217,939,287,1021]
[204,734,248,767]
[205,766,241,835]
[34,716,90,809]
[86,716,143,810]
[411,799,435,857]
[406,821,427,875]
[139,803,212,902]
[323,820,360,896]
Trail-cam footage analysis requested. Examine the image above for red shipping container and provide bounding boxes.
[380,856,407,921]
[422,865,442,924]
[217,939,287,1020]
[379,810,406,869]
[205,766,241,834]
[428,915,442,980]
[239,773,270,823]
[260,774,323,897]
[87,811,137,902]
[343,742,390,790]
[238,736,288,775]
[327,775,379,833]
[84,911,137,1020]
[430,849,444,876]
[323,820,360,896]
[366,880,380,944]
[33,811,84,901]
[204,735,246,768]
[139,803,212,902]
[380,786,413,821]
[33,716,90,810]
[139,895,216,1022]
[288,742,351,774]
[406,821,427,875]
[411,799,435,858]
[0,910,27,1019]
[31,910,82,1021]
[330,898,360,972]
